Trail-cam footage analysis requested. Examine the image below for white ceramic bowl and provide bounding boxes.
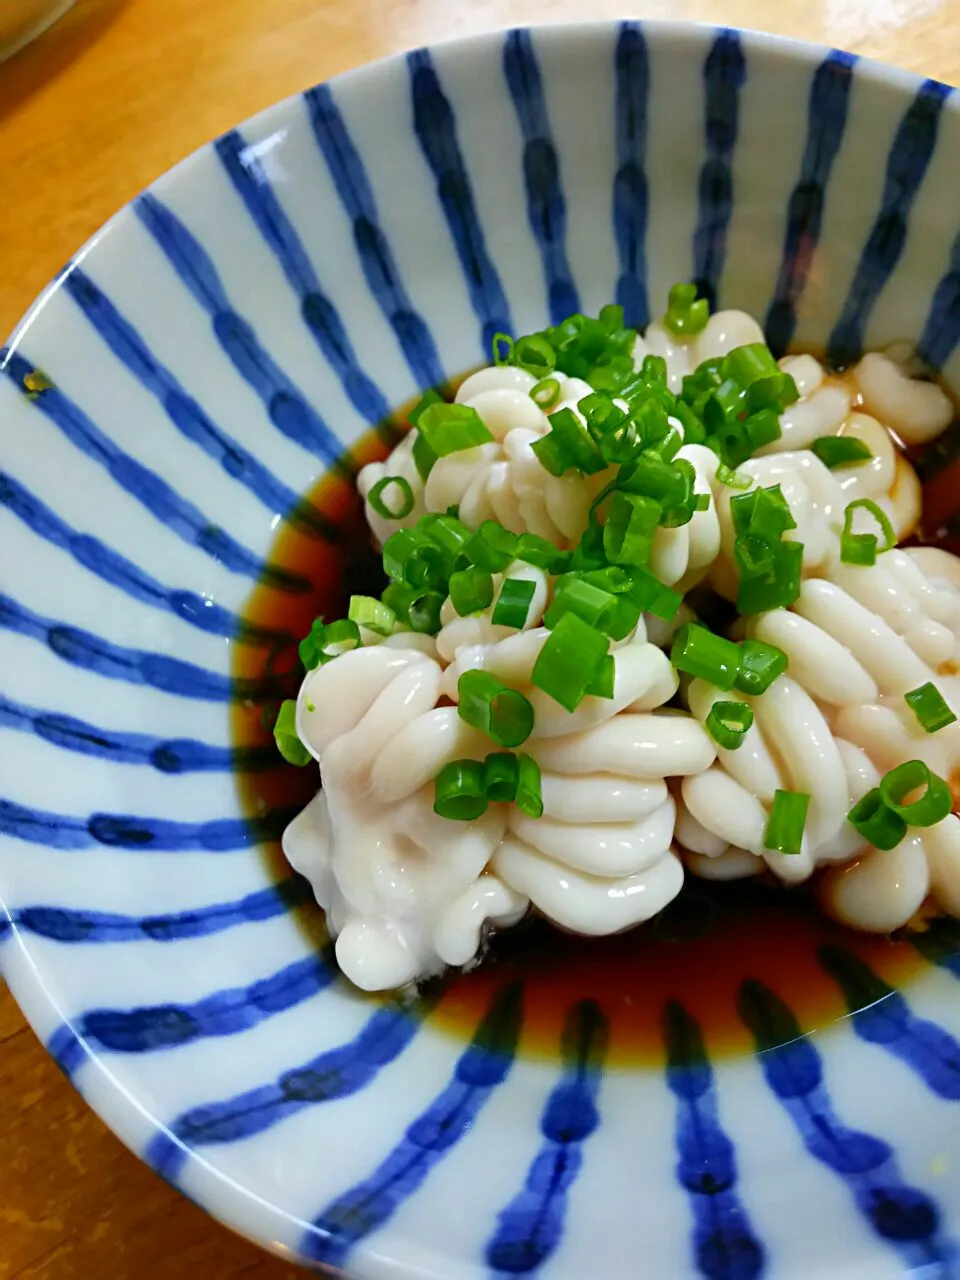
[3,21,960,1279]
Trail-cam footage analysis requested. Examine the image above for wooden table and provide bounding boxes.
[2,0,960,1275]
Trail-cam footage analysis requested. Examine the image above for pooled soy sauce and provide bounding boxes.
[231,405,948,1067]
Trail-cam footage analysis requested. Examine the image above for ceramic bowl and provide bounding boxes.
[4,20,960,1279]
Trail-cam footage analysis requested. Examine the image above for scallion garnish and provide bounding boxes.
[516,753,544,818]
[412,430,438,481]
[367,475,415,521]
[484,751,519,802]
[603,491,660,567]
[531,611,610,712]
[841,498,897,568]
[670,623,741,691]
[273,699,311,767]
[812,436,874,468]
[879,760,953,827]
[531,406,607,476]
[627,568,683,621]
[706,700,754,750]
[545,578,616,631]
[457,670,534,748]
[664,282,709,336]
[515,532,569,573]
[513,334,557,376]
[846,789,907,850]
[492,577,537,628]
[492,332,515,366]
[531,376,561,409]
[408,389,443,426]
[434,759,489,821]
[905,682,958,734]
[299,618,362,670]
[763,789,810,855]
[449,566,494,617]
[417,402,495,456]
[463,520,518,572]
[716,463,752,489]
[348,595,396,636]
[586,654,616,699]
[735,639,788,695]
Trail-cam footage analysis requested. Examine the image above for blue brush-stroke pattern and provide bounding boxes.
[303,983,523,1269]
[0,797,295,853]
[485,1000,608,1276]
[0,470,286,644]
[8,877,311,945]
[135,193,345,468]
[692,31,746,311]
[147,1002,420,1182]
[918,228,960,371]
[48,951,336,1080]
[663,1002,766,1280]
[612,23,651,329]
[302,84,445,390]
[503,29,580,324]
[0,692,277,772]
[0,349,306,592]
[61,268,338,536]
[214,131,392,427]
[828,79,953,367]
[739,980,957,1272]
[819,946,960,1101]
[407,50,513,355]
[765,51,857,355]
[0,591,276,703]
[911,917,960,980]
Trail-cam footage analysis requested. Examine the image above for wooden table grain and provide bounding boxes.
[2,0,960,1275]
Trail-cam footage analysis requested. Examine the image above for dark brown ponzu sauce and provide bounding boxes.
[232,393,955,1067]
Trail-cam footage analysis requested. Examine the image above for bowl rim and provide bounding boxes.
[1,15,958,1274]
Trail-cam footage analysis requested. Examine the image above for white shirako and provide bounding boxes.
[284,305,960,993]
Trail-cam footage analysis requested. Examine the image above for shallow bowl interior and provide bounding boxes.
[3,19,960,1279]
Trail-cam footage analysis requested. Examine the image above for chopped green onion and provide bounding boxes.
[736,540,803,614]
[812,436,874,468]
[722,342,779,388]
[273,699,311,766]
[846,788,907,850]
[419,513,470,563]
[674,399,707,444]
[599,303,625,332]
[407,590,445,634]
[716,464,752,489]
[706,700,754,750]
[736,639,788,695]
[627,568,682,621]
[840,532,878,566]
[299,618,361,669]
[732,485,796,542]
[531,376,562,409]
[603,491,660,567]
[492,577,537,628]
[586,654,616,698]
[515,532,569,572]
[458,670,534,748]
[492,332,515,366]
[367,475,415,520]
[412,430,439,481]
[408,389,443,426]
[664,282,710,336]
[842,499,897,566]
[618,453,690,510]
[434,759,489,821]
[703,378,748,435]
[694,492,711,511]
[516,753,544,818]
[531,406,606,476]
[484,752,519,802]
[545,578,616,631]
[744,408,781,452]
[348,595,396,636]
[449,567,494,616]
[531,612,610,712]
[604,594,643,641]
[670,623,741,690]
[417,402,495,456]
[905,682,958,734]
[879,760,953,827]
[763,789,810,854]
[463,521,518,572]
[513,334,557,375]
